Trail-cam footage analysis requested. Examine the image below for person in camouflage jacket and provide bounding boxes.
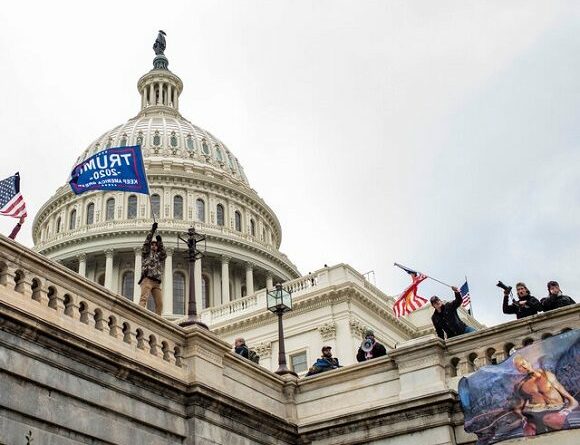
[138,222,167,315]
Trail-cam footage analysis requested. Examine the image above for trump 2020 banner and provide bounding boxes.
[459,329,580,444]
[69,146,149,195]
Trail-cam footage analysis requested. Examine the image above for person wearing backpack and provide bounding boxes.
[234,337,260,364]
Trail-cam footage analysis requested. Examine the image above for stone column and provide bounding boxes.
[133,248,142,303]
[167,84,172,106]
[266,273,273,290]
[149,83,154,106]
[163,248,173,315]
[221,256,230,304]
[245,262,254,296]
[195,257,202,310]
[77,253,87,277]
[104,249,114,289]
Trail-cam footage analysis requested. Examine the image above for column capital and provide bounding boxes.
[165,247,175,256]
[245,262,253,271]
[134,247,142,255]
[221,255,231,264]
[77,253,87,261]
[104,249,114,258]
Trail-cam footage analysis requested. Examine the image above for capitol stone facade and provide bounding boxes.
[32,53,299,319]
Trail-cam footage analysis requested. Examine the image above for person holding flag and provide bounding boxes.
[138,222,167,315]
[430,288,476,340]
[0,172,28,240]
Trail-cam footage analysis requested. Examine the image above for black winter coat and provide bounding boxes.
[431,291,468,340]
[235,344,249,359]
[541,294,576,312]
[356,342,387,362]
[503,293,542,319]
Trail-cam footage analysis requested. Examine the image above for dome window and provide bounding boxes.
[196,199,205,222]
[174,196,184,220]
[69,209,77,230]
[150,194,161,218]
[235,211,242,232]
[105,138,112,149]
[173,272,186,315]
[215,146,223,162]
[202,140,210,155]
[186,135,194,151]
[105,198,115,221]
[136,132,144,147]
[250,219,256,237]
[216,204,224,226]
[86,203,95,225]
[56,217,61,234]
[120,135,127,147]
[153,131,161,146]
[127,195,137,219]
[170,132,178,148]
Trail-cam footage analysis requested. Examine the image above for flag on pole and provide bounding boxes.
[69,145,149,195]
[394,262,420,276]
[393,273,428,317]
[0,173,27,219]
[459,280,471,309]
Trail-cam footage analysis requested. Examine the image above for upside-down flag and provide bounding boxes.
[0,173,27,219]
[393,271,428,317]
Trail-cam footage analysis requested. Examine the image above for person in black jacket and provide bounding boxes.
[541,281,576,312]
[430,286,476,340]
[356,330,387,362]
[502,282,542,319]
[234,337,249,359]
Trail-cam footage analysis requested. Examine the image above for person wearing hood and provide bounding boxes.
[541,281,576,312]
[502,282,542,319]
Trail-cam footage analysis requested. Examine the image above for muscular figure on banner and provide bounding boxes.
[511,355,578,435]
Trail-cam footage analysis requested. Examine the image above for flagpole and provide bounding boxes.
[394,262,454,288]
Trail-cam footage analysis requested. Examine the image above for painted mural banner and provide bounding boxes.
[459,329,579,444]
[69,145,149,195]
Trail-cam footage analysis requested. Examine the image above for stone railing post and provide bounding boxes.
[390,335,448,400]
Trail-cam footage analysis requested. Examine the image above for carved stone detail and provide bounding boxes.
[191,344,223,366]
[318,322,337,341]
[253,341,272,359]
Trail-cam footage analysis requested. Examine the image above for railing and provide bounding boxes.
[0,236,185,375]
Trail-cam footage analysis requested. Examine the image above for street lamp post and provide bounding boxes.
[178,227,209,329]
[267,283,296,376]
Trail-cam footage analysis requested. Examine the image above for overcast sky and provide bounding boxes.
[1,1,579,327]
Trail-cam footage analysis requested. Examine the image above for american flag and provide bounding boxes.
[393,273,428,318]
[0,173,27,219]
[460,280,471,309]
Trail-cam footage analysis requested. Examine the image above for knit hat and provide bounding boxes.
[547,281,559,289]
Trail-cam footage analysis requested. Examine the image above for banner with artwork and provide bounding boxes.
[459,329,579,444]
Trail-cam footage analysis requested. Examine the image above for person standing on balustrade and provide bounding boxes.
[138,222,167,315]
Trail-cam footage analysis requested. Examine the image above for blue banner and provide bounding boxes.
[69,146,149,195]
[459,330,580,444]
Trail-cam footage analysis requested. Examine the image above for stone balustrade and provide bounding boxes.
[1,234,579,444]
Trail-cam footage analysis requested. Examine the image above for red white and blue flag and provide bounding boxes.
[459,280,471,309]
[393,263,428,317]
[0,173,27,219]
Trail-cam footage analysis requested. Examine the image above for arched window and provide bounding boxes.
[136,132,144,147]
[127,195,137,219]
[153,131,161,146]
[216,204,224,226]
[86,203,95,225]
[121,271,134,300]
[69,209,77,230]
[202,140,210,155]
[56,217,61,233]
[174,196,183,220]
[196,199,205,222]
[202,275,210,309]
[250,219,256,236]
[170,132,178,148]
[186,135,194,151]
[150,194,160,217]
[173,272,185,315]
[120,135,127,147]
[105,198,115,221]
[235,211,242,232]
[215,146,223,162]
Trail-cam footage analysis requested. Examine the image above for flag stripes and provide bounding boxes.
[0,173,27,219]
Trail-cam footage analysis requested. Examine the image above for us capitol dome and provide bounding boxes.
[32,38,300,318]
